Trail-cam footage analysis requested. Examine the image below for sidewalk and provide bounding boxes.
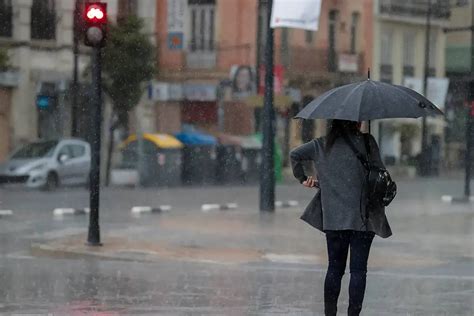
[32,204,453,270]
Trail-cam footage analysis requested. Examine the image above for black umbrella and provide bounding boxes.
[295,79,444,122]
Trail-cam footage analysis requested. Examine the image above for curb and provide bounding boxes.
[441,195,474,203]
[275,200,299,208]
[201,203,238,212]
[53,208,90,217]
[0,210,13,217]
[131,205,172,214]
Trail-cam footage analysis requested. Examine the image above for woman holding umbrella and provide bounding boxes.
[290,78,443,316]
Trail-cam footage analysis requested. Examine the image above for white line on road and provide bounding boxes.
[53,208,76,216]
[0,210,13,216]
[275,200,299,208]
[441,195,474,203]
[201,203,238,212]
[131,205,171,214]
[53,208,89,216]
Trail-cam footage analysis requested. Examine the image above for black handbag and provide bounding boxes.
[342,133,397,209]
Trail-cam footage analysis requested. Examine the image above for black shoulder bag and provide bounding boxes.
[342,133,397,211]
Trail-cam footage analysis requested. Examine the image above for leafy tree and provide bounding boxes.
[100,16,155,184]
[102,15,155,132]
[0,48,9,71]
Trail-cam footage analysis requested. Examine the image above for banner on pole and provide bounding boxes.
[271,0,322,31]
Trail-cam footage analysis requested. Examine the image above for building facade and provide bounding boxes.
[371,0,451,169]
[149,0,373,163]
[444,0,472,168]
[0,0,157,162]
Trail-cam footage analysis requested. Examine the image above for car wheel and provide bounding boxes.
[44,172,59,191]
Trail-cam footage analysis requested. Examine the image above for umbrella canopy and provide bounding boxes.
[295,79,444,122]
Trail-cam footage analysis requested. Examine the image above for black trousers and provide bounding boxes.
[324,230,375,316]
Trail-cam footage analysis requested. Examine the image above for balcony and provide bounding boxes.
[288,47,363,75]
[186,40,217,69]
[379,0,451,20]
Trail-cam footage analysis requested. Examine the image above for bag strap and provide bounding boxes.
[342,133,370,170]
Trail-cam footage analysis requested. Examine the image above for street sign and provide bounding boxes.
[167,32,184,50]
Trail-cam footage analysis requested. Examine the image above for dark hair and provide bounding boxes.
[325,120,359,154]
[232,66,254,93]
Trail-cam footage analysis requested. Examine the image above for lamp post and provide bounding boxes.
[259,0,275,212]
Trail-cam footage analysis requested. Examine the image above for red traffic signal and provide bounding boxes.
[85,3,106,23]
[84,2,107,47]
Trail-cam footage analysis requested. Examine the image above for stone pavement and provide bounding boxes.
[28,190,474,315]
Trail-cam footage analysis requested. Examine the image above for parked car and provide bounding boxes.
[0,139,91,190]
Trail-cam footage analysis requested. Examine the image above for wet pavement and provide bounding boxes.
[0,178,473,315]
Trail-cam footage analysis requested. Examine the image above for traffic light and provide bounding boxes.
[84,2,107,47]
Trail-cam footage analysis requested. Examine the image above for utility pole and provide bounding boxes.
[443,1,474,201]
[83,2,107,246]
[420,0,432,176]
[259,0,275,212]
[71,0,81,137]
[464,1,474,200]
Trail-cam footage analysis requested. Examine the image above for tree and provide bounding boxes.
[101,16,155,185]
[0,48,9,71]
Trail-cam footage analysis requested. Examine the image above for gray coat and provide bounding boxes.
[290,132,392,238]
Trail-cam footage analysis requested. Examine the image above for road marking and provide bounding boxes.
[441,195,474,203]
[441,195,453,203]
[131,205,171,214]
[0,210,13,216]
[53,208,89,216]
[201,203,238,212]
[275,200,299,208]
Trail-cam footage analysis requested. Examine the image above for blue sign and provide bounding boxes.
[167,32,184,50]
[36,95,52,109]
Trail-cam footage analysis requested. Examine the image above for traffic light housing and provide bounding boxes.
[84,2,107,47]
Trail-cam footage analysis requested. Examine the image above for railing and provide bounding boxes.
[379,0,451,20]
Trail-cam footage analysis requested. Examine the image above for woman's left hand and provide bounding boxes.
[303,176,319,188]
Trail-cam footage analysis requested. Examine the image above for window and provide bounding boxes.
[0,0,12,37]
[328,10,339,72]
[403,31,415,76]
[31,0,56,40]
[380,29,393,83]
[70,145,86,158]
[305,30,314,44]
[57,145,73,158]
[350,12,359,54]
[118,0,138,20]
[189,0,216,52]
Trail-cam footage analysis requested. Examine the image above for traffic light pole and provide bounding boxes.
[443,3,474,202]
[87,46,102,246]
[420,0,432,177]
[259,0,275,212]
[464,2,474,200]
[71,0,79,137]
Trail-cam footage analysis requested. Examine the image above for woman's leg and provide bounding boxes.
[348,231,375,316]
[324,231,350,316]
